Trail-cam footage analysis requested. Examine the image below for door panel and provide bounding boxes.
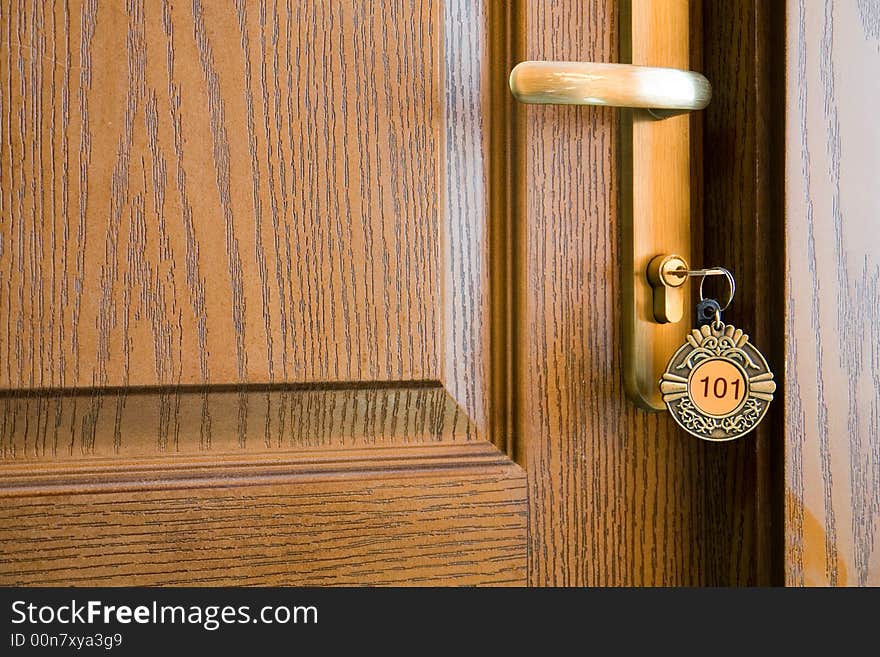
[3,0,459,391]
[0,0,496,449]
[0,0,523,585]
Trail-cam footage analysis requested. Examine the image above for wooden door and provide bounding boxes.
[1,0,776,586]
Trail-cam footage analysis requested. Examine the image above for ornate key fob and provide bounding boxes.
[659,268,776,441]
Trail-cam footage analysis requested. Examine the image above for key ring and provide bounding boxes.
[669,266,736,311]
[659,260,774,442]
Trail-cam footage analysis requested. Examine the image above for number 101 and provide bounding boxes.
[698,376,741,399]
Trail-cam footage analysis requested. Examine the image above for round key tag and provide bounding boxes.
[659,322,776,441]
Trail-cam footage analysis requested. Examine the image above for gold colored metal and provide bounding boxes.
[650,261,737,322]
[620,0,698,410]
[647,254,688,324]
[660,322,776,441]
[508,62,711,116]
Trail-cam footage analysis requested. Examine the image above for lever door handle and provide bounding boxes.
[509,61,711,116]
[508,1,708,410]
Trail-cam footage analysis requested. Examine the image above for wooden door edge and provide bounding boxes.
[701,0,788,585]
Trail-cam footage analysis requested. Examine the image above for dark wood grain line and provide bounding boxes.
[794,0,838,586]
[191,0,248,383]
[1,2,11,385]
[162,0,211,390]
[72,0,97,384]
[817,0,879,587]
[234,0,274,382]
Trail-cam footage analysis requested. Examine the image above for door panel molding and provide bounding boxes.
[0,383,481,461]
[0,441,515,493]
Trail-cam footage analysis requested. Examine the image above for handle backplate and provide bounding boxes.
[620,0,696,409]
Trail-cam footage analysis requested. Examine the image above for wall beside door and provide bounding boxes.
[785,0,880,586]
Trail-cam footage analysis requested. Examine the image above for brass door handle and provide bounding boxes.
[509,61,711,117]
[508,2,709,410]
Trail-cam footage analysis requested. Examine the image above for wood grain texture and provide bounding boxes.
[2,0,432,387]
[0,0,790,587]
[0,0,523,588]
[0,384,476,461]
[785,0,880,586]
[516,0,775,585]
[0,0,497,450]
[517,0,702,586]
[0,444,527,585]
